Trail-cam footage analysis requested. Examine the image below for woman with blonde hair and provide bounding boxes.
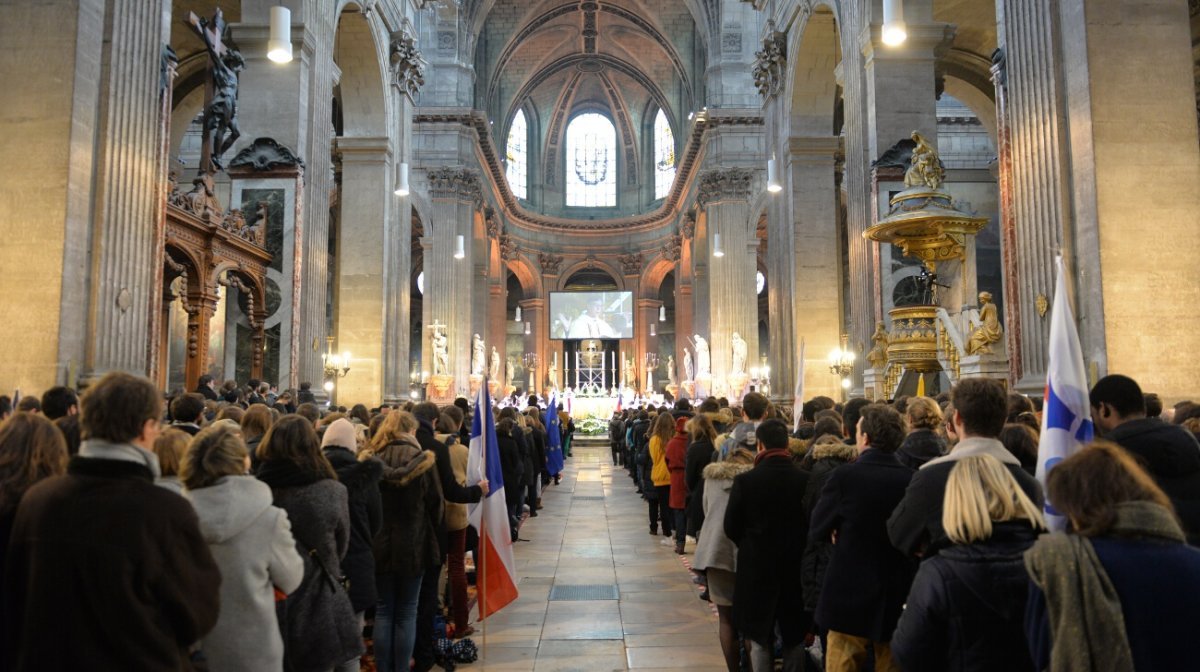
[891,453,1044,671]
[896,396,946,470]
[365,411,443,672]
[184,423,304,672]
[153,428,191,495]
[1024,441,1200,672]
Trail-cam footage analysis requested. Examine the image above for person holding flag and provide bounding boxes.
[544,393,564,485]
[466,380,520,627]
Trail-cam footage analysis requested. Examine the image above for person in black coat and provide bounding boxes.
[1091,373,1200,544]
[890,454,1045,672]
[810,405,915,671]
[799,435,859,618]
[896,397,947,470]
[724,419,811,672]
[684,414,717,537]
[321,419,384,617]
[195,374,220,401]
[496,417,525,521]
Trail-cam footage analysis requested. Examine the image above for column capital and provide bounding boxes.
[427,166,482,203]
[697,167,754,207]
[333,136,391,162]
[518,298,545,310]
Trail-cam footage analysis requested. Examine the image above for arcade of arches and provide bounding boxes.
[2,0,1200,405]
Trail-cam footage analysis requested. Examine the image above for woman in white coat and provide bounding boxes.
[184,423,305,671]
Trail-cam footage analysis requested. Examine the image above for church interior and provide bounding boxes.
[2,0,1199,406]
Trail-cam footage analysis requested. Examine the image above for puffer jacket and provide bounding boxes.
[692,459,752,573]
[372,436,443,578]
[896,429,947,470]
[891,522,1039,672]
[799,438,858,612]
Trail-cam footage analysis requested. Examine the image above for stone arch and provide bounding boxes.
[506,254,544,298]
[556,261,625,291]
[639,255,676,300]
[332,5,391,137]
[785,6,842,138]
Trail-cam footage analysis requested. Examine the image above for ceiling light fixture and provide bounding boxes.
[394,162,409,196]
[767,157,782,193]
[267,6,293,63]
[882,0,908,47]
[713,232,724,258]
[454,234,465,260]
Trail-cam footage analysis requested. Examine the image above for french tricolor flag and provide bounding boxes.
[467,379,519,619]
[1036,257,1094,531]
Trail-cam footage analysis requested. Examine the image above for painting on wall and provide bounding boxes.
[240,188,287,272]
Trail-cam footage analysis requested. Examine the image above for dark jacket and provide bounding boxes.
[256,460,364,671]
[799,439,859,613]
[665,417,690,510]
[498,431,525,509]
[810,448,915,641]
[196,384,219,401]
[297,389,316,404]
[415,420,483,558]
[3,455,221,672]
[371,437,443,578]
[891,522,1038,672]
[896,429,946,470]
[888,439,1043,558]
[323,447,384,612]
[684,437,715,534]
[1107,418,1200,545]
[1026,536,1200,672]
[724,453,811,645]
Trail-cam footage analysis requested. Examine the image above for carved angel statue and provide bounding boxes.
[731,332,748,375]
[903,131,945,191]
[694,335,711,376]
[489,346,501,381]
[472,334,486,375]
[684,348,694,383]
[505,356,516,387]
[966,292,1004,355]
[430,324,449,376]
[866,322,889,370]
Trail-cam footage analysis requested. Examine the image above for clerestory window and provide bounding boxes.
[506,109,528,200]
[654,109,675,200]
[565,113,616,207]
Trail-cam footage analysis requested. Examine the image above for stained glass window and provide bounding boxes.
[566,113,616,207]
[654,109,676,200]
[506,110,528,200]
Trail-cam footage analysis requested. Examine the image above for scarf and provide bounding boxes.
[79,438,161,479]
[753,448,791,466]
[255,458,328,490]
[1024,501,1185,672]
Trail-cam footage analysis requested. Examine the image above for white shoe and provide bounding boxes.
[660,538,675,547]
[686,536,697,545]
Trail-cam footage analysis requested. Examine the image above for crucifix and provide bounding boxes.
[186,9,244,175]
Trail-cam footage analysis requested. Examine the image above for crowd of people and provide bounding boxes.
[0,374,575,672]
[608,375,1200,671]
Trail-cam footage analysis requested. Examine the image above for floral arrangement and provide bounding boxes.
[577,417,609,436]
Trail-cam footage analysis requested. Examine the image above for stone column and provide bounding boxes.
[787,137,844,401]
[332,137,390,405]
[636,298,662,394]
[676,216,696,389]
[519,298,545,394]
[698,168,758,399]
[426,168,482,396]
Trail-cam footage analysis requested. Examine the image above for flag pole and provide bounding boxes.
[480,377,488,658]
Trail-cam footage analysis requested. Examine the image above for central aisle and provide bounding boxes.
[474,441,727,670]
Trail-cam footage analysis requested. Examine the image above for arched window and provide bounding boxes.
[566,113,616,207]
[654,109,675,200]
[506,110,528,200]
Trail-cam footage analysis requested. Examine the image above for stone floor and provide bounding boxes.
[472,440,726,671]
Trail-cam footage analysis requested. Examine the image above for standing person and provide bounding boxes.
[255,416,364,672]
[496,417,526,525]
[896,397,946,469]
[888,378,1043,558]
[436,410,475,638]
[799,435,859,633]
[685,413,718,537]
[717,392,769,459]
[523,410,547,515]
[2,372,221,671]
[195,373,220,401]
[322,418,384,668]
[724,419,812,672]
[1089,374,1200,544]
[184,424,305,672]
[364,411,444,672]
[1025,441,1200,671]
[693,447,756,671]
[241,403,273,470]
[0,413,68,588]
[170,393,207,436]
[665,414,691,554]
[409,402,486,672]
[38,386,78,420]
[152,427,190,496]
[810,405,915,672]
[891,454,1045,671]
[648,412,676,539]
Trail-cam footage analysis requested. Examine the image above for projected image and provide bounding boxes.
[550,291,634,340]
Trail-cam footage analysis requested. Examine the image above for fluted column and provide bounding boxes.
[519,298,545,394]
[787,136,843,401]
[699,168,758,398]
[426,167,481,395]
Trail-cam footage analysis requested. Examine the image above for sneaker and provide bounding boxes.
[660,538,675,547]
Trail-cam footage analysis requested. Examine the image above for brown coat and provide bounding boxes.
[2,456,221,671]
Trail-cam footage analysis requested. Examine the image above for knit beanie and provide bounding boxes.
[321,418,357,450]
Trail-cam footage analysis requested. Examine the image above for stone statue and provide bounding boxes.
[967,292,1004,355]
[490,346,501,381]
[731,332,748,375]
[667,355,676,384]
[505,356,516,387]
[903,131,945,191]
[430,324,449,376]
[684,348,694,382]
[623,356,636,390]
[866,322,889,369]
[694,335,711,376]
[547,356,559,389]
[472,334,486,375]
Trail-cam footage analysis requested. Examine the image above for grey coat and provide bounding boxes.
[188,476,305,672]
[268,475,365,671]
[691,460,752,573]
